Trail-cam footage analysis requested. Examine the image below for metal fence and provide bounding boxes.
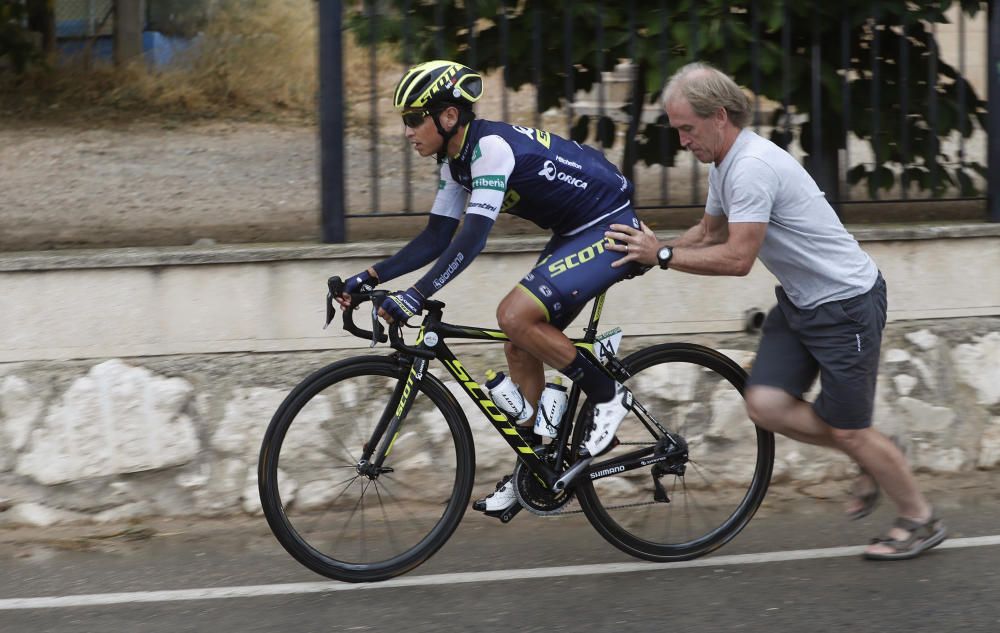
[54,0,115,38]
[319,0,1000,242]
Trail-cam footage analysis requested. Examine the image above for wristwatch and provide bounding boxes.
[656,245,674,269]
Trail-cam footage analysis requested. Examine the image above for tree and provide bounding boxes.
[1,0,42,74]
[348,0,988,199]
[26,0,55,62]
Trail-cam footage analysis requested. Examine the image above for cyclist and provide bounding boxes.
[337,60,641,517]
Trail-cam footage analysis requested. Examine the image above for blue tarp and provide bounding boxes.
[57,29,196,67]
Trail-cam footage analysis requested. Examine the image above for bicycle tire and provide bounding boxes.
[574,343,774,562]
[259,355,475,583]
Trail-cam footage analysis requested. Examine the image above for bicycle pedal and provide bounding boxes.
[484,503,523,523]
[499,503,523,523]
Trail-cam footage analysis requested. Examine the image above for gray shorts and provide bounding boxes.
[747,273,887,429]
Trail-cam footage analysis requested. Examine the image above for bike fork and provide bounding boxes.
[361,357,428,473]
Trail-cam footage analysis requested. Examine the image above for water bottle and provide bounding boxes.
[484,370,534,425]
[533,377,569,439]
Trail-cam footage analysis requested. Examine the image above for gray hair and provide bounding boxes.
[661,62,752,129]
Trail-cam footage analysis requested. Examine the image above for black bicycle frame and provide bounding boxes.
[359,289,683,489]
[372,292,620,489]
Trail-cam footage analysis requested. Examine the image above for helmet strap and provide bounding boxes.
[432,107,476,163]
[431,112,454,164]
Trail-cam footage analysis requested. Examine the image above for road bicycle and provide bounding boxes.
[258,277,775,583]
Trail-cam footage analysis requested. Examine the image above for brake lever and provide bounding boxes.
[369,302,380,347]
[324,290,335,330]
[325,276,345,330]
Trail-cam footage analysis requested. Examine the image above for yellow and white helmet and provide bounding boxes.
[393,60,484,112]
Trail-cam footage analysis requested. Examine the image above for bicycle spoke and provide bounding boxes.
[372,481,404,557]
[378,471,440,500]
[259,358,473,580]
[576,344,773,561]
[327,435,360,467]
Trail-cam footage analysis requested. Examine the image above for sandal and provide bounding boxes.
[863,512,948,561]
[845,470,880,521]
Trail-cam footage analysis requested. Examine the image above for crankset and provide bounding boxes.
[512,452,575,516]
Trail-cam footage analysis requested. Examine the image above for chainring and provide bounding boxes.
[512,453,575,516]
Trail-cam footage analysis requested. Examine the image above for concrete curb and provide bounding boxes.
[2,223,999,272]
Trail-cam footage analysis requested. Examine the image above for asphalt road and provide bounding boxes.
[1,476,999,633]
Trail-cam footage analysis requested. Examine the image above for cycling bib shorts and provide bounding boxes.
[518,207,640,329]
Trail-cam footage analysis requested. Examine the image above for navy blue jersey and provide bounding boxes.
[374,118,638,304]
[431,119,634,235]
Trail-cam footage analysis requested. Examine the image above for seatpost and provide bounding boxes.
[582,292,607,342]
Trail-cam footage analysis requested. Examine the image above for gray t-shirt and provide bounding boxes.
[706,129,878,310]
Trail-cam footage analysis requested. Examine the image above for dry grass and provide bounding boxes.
[0,0,403,124]
[0,0,541,129]
[175,0,320,115]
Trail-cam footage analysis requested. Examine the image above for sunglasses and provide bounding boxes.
[401,110,432,128]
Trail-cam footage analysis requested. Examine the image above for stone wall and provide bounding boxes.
[1,225,997,525]
[1,317,997,527]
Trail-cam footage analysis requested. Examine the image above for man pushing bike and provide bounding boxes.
[337,60,642,517]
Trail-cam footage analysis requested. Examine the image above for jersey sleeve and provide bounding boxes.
[465,134,516,221]
[429,163,467,220]
[371,213,460,284]
[411,214,494,299]
[723,156,778,223]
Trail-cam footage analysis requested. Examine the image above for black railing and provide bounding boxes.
[320,0,1000,242]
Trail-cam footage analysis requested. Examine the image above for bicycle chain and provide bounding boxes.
[529,498,663,516]
[519,440,672,516]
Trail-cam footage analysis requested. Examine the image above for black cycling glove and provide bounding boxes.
[343,269,379,296]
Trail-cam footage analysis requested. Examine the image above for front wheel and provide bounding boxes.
[574,343,774,562]
[258,356,475,583]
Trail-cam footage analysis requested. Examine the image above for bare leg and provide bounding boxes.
[746,385,932,554]
[831,427,933,555]
[496,287,576,407]
[745,386,836,447]
[504,341,545,413]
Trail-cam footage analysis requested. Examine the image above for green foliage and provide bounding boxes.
[348,0,988,197]
[0,1,41,74]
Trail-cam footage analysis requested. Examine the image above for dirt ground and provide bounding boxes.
[0,110,986,253]
[0,113,694,251]
[0,65,562,251]
[2,118,339,250]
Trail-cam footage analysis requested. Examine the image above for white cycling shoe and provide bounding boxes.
[472,474,518,513]
[583,383,633,456]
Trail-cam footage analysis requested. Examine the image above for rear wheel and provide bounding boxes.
[258,356,475,582]
[575,343,774,562]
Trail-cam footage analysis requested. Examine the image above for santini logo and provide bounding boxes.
[537,160,588,189]
[589,464,625,479]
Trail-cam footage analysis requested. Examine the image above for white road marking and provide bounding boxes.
[1,535,998,611]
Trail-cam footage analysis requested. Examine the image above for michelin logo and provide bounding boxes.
[538,160,588,189]
[555,155,583,170]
